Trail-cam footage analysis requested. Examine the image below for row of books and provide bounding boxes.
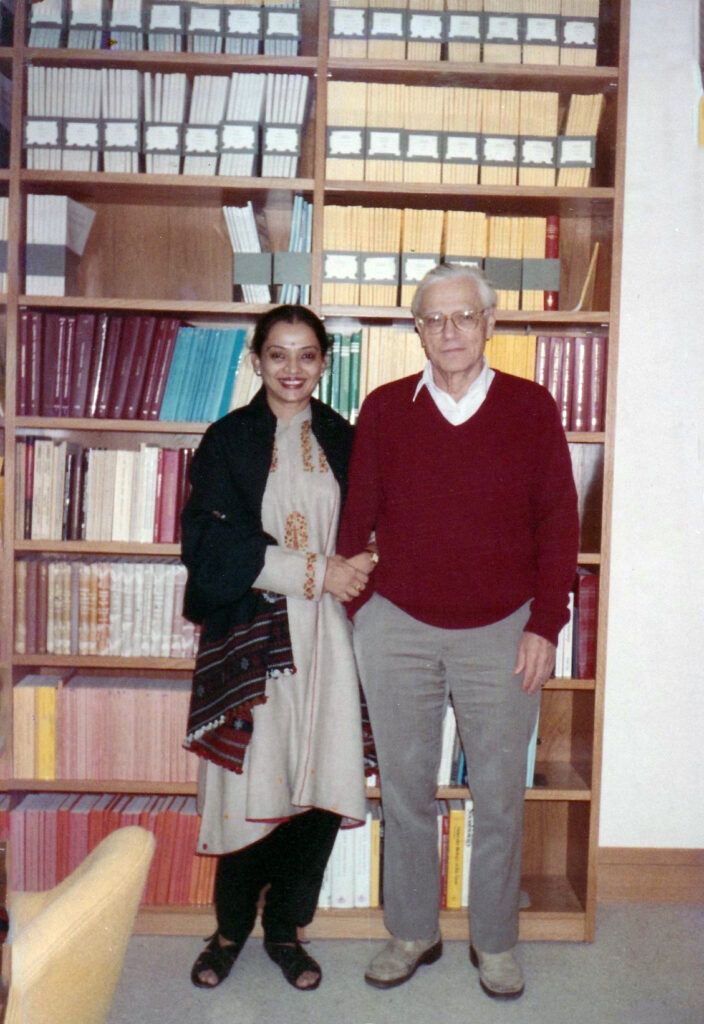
[2,791,216,906]
[329,1,599,67]
[13,672,198,784]
[327,85,603,187]
[437,703,539,788]
[319,798,474,911]
[15,440,194,544]
[322,210,562,310]
[224,196,312,304]
[13,559,200,659]
[26,68,309,176]
[28,0,302,54]
[1,792,474,913]
[536,333,607,432]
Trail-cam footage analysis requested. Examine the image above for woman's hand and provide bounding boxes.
[323,555,370,603]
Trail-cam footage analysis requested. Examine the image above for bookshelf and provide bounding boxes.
[0,0,628,944]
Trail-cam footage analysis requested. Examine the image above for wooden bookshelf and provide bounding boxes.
[0,0,628,944]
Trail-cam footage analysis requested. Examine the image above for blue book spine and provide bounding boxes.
[217,329,246,419]
[158,328,191,422]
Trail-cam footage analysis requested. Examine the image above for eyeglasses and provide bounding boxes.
[415,309,489,334]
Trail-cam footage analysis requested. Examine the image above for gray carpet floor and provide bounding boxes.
[108,904,703,1024]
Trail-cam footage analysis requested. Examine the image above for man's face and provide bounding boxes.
[415,276,496,387]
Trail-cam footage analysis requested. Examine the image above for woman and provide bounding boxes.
[181,305,375,992]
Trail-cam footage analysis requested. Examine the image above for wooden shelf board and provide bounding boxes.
[15,540,183,555]
[327,57,618,91]
[4,779,198,794]
[12,654,194,670]
[578,553,601,565]
[133,875,587,940]
[322,306,611,326]
[21,48,319,75]
[324,182,614,216]
[17,297,272,315]
[20,171,314,206]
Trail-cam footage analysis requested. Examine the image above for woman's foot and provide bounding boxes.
[191,932,244,988]
[263,940,322,990]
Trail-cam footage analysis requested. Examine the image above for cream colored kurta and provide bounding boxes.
[197,407,366,855]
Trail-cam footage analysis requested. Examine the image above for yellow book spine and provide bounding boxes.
[13,684,36,778]
[446,801,465,909]
[34,683,57,780]
[369,807,381,908]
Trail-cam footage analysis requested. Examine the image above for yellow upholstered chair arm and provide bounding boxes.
[5,826,155,1024]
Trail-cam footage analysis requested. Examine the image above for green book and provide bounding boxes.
[349,330,362,423]
[337,333,352,420]
[330,333,342,413]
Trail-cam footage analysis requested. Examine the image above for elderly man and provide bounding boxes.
[337,262,579,999]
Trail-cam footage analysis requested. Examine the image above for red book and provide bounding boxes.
[41,312,70,417]
[146,317,180,419]
[588,334,607,432]
[574,569,599,679]
[27,311,44,416]
[570,335,591,432]
[16,308,31,415]
[559,336,574,431]
[544,214,560,310]
[123,315,158,419]
[139,316,178,419]
[59,314,77,416]
[94,314,125,418]
[85,313,110,418]
[174,447,194,543]
[546,336,564,413]
[156,447,180,543]
[105,314,140,419]
[69,313,97,418]
[56,794,81,883]
[25,559,38,653]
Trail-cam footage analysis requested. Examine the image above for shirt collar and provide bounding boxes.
[412,357,494,406]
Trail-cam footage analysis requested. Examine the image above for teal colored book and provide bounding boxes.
[202,329,233,423]
[525,708,540,787]
[330,333,342,413]
[217,328,247,419]
[349,330,362,423]
[158,327,191,422]
[337,332,352,420]
[182,328,209,422]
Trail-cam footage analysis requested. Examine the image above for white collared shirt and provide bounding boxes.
[412,357,495,426]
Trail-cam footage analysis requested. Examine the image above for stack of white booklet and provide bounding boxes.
[261,73,308,178]
[219,72,266,177]
[222,202,271,304]
[183,75,229,175]
[25,194,96,296]
[101,68,141,172]
[26,66,102,171]
[143,72,187,173]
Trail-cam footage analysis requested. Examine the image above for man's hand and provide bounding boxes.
[514,631,556,694]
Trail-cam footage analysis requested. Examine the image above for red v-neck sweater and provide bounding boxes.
[337,371,579,645]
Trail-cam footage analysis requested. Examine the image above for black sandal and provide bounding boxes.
[190,932,245,989]
[263,940,322,991]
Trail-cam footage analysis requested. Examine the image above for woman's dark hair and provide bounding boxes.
[250,305,331,357]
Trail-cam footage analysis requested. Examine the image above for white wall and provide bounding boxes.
[600,0,704,847]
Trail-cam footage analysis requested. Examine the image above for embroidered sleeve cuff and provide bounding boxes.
[253,547,325,601]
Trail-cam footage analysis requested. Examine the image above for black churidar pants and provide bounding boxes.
[214,808,340,944]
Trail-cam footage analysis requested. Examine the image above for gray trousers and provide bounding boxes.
[353,594,538,953]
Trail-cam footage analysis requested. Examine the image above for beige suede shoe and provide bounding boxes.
[470,944,524,999]
[364,932,443,989]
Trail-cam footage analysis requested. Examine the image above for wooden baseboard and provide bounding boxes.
[597,847,704,903]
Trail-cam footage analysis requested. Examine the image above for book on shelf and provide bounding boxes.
[574,567,599,679]
[8,791,217,905]
[25,195,96,297]
[14,559,199,659]
[569,441,603,552]
[535,334,608,432]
